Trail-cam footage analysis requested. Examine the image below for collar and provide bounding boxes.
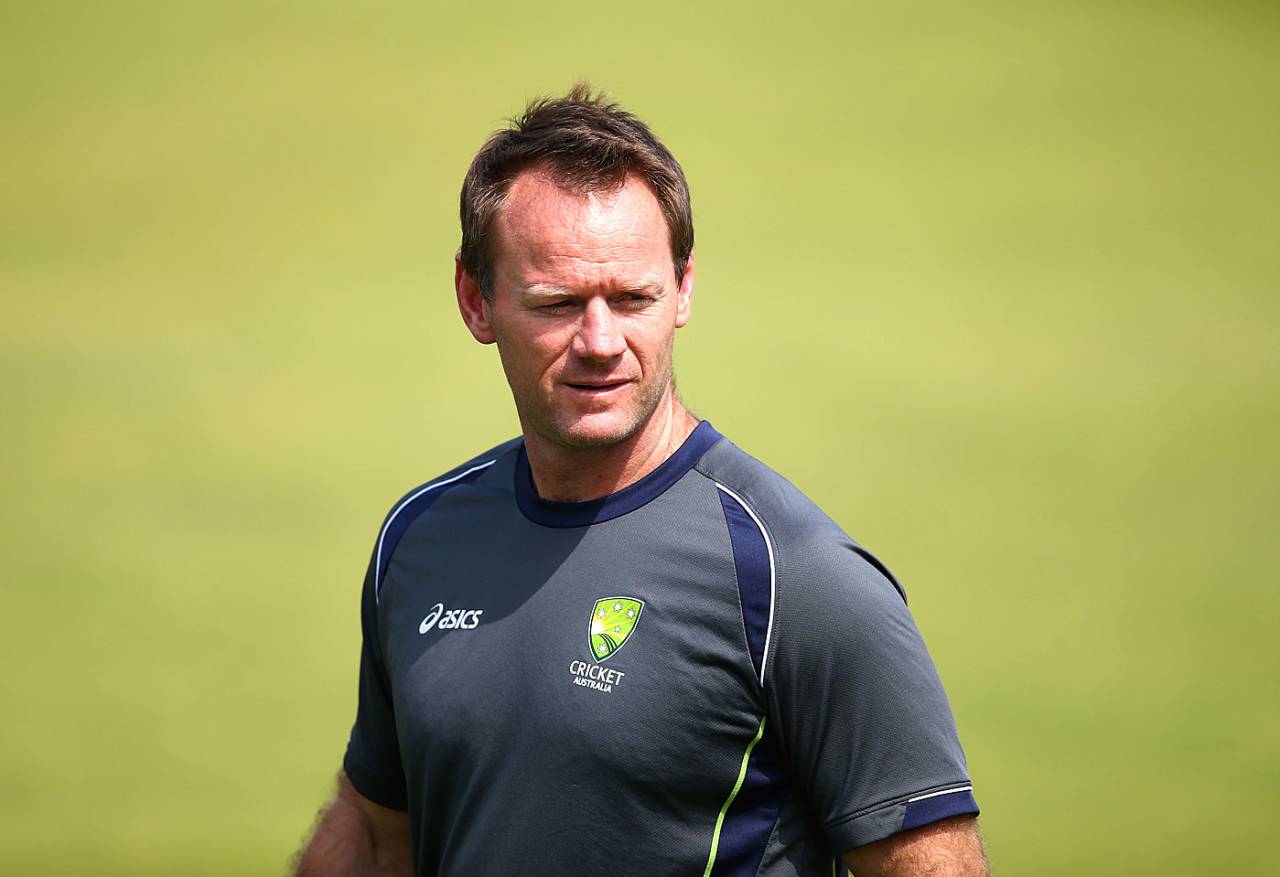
[515,420,723,528]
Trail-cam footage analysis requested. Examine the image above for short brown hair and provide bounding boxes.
[459,83,694,298]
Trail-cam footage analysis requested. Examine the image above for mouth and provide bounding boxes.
[563,379,632,397]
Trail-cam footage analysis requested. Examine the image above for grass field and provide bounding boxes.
[2,2,1278,874]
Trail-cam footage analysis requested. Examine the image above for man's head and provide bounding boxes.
[458,83,694,301]
[455,86,696,454]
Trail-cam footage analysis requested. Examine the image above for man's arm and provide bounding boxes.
[842,816,988,876]
[293,771,412,877]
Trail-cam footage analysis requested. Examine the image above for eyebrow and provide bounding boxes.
[522,284,572,299]
[521,274,668,298]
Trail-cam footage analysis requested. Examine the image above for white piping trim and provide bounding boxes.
[907,785,973,804]
[713,482,777,688]
[374,459,497,602]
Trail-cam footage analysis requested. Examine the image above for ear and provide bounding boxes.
[456,255,496,344]
[674,251,695,329]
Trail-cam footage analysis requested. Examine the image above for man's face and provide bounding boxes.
[459,171,693,451]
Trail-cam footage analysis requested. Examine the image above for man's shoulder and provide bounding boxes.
[366,437,522,599]
[694,432,840,541]
[695,429,905,602]
[378,436,522,525]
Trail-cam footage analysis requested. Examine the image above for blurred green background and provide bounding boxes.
[3,1,1277,874]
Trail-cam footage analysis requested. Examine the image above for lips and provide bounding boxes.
[567,380,628,389]
[564,379,632,396]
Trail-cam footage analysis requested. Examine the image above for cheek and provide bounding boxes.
[497,326,570,381]
[629,323,675,366]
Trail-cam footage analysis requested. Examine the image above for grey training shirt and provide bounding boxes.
[344,421,978,876]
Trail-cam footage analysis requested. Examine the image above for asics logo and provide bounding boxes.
[418,602,484,633]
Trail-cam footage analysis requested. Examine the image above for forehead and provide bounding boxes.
[492,170,672,287]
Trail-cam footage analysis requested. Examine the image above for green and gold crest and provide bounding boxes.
[589,597,644,662]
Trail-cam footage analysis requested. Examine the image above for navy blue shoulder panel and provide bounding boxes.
[716,486,772,683]
[514,420,723,528]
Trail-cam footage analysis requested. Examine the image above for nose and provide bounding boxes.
[572,297,627,361]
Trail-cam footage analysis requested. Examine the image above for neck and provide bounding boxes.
[523,392,698,503]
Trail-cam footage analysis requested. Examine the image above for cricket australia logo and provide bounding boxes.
[589,597,643,661]
[568,596,644,694]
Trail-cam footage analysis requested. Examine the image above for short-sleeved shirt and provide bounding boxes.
[344,421,978,876]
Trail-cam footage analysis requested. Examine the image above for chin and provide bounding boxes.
[546,411,645,450]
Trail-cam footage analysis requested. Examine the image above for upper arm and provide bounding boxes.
[842,815,988,876]
[343,543,409,810]
[765,525,979,849]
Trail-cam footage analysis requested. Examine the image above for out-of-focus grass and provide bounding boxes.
[2,2,1277,873]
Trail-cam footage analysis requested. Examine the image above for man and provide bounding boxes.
[295,85,987,876]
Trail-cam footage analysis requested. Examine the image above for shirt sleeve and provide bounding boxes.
[342,548,409,810]
[765,530,978,852]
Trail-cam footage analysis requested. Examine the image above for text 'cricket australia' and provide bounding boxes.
[568,660,627,693]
